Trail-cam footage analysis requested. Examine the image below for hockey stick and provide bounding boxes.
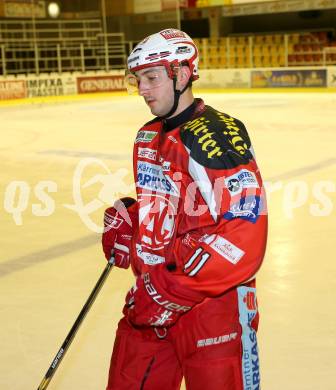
[37,257,114,390]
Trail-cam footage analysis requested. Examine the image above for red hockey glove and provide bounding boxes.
[102,197,137,269]
[123,266,203,327]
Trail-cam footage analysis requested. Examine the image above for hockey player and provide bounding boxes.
[102,28,268,390]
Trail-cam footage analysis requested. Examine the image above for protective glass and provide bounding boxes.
[124,67,170,95]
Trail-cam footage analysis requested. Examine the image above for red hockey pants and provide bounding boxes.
[106,285,260,390]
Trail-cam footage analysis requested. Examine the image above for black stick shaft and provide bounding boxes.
[37,259,114,390]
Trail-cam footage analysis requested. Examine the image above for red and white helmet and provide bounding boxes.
[127,28,199,81]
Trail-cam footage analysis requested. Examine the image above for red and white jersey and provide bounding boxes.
[130,99,267,298]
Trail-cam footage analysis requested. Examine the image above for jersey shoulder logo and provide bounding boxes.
[135,130,158,144]
[180,107,253,169]
[225,169,259,194]
[224,195,263,224]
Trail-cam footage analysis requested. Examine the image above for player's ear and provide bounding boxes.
[176,65,191,91]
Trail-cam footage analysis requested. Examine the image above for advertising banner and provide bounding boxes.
[4,0,46,18]
[231,0,273,3]
[198,69,250,88]
[0,79,27,100]
[327,66,336,88]
[77,75,125,94]
[251,69,327,88]
[26,75,77,97]
[223,0,336,16]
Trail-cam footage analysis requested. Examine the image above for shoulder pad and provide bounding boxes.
[180,106,253,169]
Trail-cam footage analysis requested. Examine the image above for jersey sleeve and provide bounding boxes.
[171,108,268,298]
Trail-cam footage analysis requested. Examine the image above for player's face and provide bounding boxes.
[135,66,174,117]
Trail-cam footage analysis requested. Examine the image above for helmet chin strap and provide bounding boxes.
[160,78,189,119]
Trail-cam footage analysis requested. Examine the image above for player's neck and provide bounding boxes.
[164,98,196,132]
[167,88,194,118]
